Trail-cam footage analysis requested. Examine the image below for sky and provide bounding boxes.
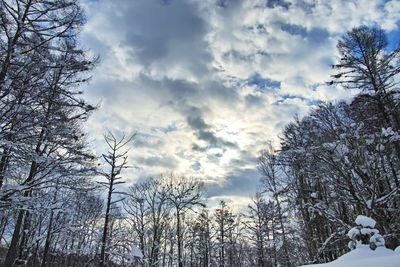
[79,0,400,209]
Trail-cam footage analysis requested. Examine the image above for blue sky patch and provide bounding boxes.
[247,73,281,92]
[280,23,307,37]
[275,94,322,106]
[150,124,177,134]
[279,23,329,44]
[386,25,400,52]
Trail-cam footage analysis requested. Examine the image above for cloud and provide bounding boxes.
[206,168,260,198]
[187,115,209,131]
[135,155,178,169]
[81,0,400,208]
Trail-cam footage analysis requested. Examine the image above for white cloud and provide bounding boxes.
[80,0,400,208]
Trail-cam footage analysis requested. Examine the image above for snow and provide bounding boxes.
[355,215,376,228]
[347,227,359,239]
[382,127,395,137]
[360,228,379,236]
[335,143,349,156]
[276,241,283,251]
[300,245,400,267]
[369,234,385,247]
[376,144,385,152]
[130,244,143,258]
[365,199,372,209]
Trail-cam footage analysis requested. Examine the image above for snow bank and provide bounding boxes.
[299,245,400,267]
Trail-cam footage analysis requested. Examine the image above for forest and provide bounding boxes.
[0,0,399,267]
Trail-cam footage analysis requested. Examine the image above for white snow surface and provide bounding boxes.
[347,227,359,239]
[355,215,376,228]
[360,227,379,235]
[299,245,400,267]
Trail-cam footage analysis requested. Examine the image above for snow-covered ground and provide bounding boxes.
[300,245,400,267]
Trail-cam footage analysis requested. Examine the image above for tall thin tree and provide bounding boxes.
[99,131,134,267]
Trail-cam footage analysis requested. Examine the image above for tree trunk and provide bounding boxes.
[3,210,24,267]
[176,209,183,267]
[0,149,10,189]
[276,196,291,267]
[100,178,114,267]
[4,155,39,266]
[41,188,58,267]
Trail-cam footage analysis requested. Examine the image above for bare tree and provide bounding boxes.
[215,200,234,267]
[259,143,292,266]
[245,193,277,267]
[162,174,204,267]
[99,131,134,267]
[190,208,212,267]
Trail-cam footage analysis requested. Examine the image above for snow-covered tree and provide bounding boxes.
[0,1,98,264]
[347,215,385,251]
[332,25,400,170]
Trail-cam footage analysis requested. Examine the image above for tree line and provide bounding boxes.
[262,25,400,264]
[0,0,399,266]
